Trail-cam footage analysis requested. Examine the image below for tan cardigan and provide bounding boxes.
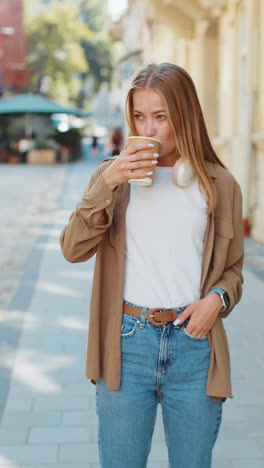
[60,158,244,399]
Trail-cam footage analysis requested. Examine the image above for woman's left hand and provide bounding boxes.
[175,292,223,338]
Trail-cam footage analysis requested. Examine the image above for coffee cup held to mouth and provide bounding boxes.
[126,136,160,186]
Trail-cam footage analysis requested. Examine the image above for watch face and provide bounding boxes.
[223,291,230,308]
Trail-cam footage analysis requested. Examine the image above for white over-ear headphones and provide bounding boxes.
[172,157,196,188]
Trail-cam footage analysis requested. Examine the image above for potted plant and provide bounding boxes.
[28,139,56,164]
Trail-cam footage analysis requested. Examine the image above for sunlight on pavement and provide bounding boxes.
[0,346,73,393]
[59,269,94,279]
[0,457,17,468]
[57,316,87,330]
[26,227,63,237]
[36,242,61,251]
[0,309,40,329]
[36,281,83,297]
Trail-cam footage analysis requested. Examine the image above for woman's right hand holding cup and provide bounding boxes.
[102,143,158,190]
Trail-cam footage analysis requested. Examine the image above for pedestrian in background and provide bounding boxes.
[91,135,99,158]
[103,127,124,157]
[110,127,123,156]
[60,62,244,468]
[17,134,34,163]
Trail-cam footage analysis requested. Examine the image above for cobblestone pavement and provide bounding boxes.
[0,164,66,309]
[0,158,264,467]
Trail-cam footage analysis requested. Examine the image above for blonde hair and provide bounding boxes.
[125,62,225,213]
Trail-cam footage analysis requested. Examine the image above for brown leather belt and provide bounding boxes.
[123,303,187,327]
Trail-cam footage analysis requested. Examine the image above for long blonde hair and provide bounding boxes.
[125,62,225,213]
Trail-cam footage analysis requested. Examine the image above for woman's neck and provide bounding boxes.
[157,152,181,167]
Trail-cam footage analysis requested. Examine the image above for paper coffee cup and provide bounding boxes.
[126,136,160,186]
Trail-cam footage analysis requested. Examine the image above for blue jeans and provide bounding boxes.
[96,302,223,468]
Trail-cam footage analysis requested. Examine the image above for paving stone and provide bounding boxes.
[29,426,90,444]
[147,442,169,461]
[212,461,234,468]
[0,411,61,428]
[62,410,96,425]
[152,428,166,442]
[33,396,91,411]
[243,406,264,423]
[53,371,88,384]
[222,420,264,439]
[233,461,264,468]
[59,443,99,463]
[0,165,66,309]
[0,463,21,468]
[4,397,33,412]
[147,463,169,468]
[213,439,263,459]
[0,428,28,444]
[0,444,58,464]
[61,382,94,395]
[21,465,93,468]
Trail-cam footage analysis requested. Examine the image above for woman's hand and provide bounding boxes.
[102,143,158,190]
[175,292,223,338]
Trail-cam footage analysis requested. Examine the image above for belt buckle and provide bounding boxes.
[147,308,168,326]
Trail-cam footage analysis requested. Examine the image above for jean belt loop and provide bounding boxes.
[139,307,147,329]
[177,307,183,318]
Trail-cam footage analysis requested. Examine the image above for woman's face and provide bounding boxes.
[132,89,178,166]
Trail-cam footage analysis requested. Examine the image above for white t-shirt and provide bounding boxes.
[123,166,208,308]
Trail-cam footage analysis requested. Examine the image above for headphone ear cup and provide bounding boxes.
[172,158,196,187]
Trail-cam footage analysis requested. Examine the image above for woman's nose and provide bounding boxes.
[144,120,157,137]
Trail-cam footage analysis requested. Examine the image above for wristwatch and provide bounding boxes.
[208,288,230,312]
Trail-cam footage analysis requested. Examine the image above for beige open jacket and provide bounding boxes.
[60,158,244,399]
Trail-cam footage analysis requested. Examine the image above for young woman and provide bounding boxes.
[60,63,244,468]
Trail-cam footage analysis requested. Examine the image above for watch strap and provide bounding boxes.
[207,288,227,312]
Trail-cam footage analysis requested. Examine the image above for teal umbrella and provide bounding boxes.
[0,93,80,115]
[0,93,82,136]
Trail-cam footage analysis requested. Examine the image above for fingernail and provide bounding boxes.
[147,171,154,176]
[173,318,181,327]
[152,160,158,164]
[153,153,159,157]
[148,143,155,147]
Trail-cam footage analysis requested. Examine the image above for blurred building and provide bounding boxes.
[0,0,28,96]
[112,0,264,243]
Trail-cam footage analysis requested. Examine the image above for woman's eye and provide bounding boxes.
[133,114,143,120]
[157,114,166,120]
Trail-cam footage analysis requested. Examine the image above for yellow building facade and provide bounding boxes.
[118,0,264,242]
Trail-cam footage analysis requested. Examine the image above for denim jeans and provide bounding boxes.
[96,301,223,468]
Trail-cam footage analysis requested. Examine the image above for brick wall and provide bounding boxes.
[0,0,28,95]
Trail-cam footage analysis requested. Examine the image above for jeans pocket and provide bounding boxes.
[181,326,208,342]
[121,314,140,338]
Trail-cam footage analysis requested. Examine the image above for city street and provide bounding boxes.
[0,156,264,468]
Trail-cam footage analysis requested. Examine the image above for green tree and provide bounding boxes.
[77,0,105,33]
[26,1,92,103]
[76,0,114,107]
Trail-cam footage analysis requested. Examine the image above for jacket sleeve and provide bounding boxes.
[60,163,118,263]
[210,181,244,318]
